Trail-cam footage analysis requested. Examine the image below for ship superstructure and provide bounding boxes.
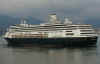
[4,14,98,46]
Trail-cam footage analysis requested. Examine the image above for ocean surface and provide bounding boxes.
[0,36,99,64]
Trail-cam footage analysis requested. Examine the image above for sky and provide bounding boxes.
[0,0,100,27]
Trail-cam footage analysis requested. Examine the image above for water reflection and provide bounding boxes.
[0,37,98,64]
[0,46,97,64]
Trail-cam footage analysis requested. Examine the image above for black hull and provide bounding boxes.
[4,36,98,47]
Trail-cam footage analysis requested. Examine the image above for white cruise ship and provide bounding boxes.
[4,14,98,46]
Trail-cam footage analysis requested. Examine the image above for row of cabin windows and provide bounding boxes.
[71,27,92,29]
[11,29,73,31]
[11,25,92,28]
[68,25,91,27]
[80,30,93,31]
[66,31,72,32]
[28,25,91,26]
[66,33,74,35]
[11,28,92,30]
[11,30,93,33]
[11,26,92,29]
[80,33,95,34]
[21,26,92,28]
[66,33,95,35]
[11,27,72,29]
[10,29,95,33]
[13,26,92,28]
[25,27,69,28]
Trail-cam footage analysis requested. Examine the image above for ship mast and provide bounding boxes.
[20,19,27,27]
[21,19,27,24]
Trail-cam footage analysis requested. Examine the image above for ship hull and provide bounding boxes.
[4,36,98,47]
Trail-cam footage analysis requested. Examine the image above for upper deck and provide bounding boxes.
[4,14,98,38]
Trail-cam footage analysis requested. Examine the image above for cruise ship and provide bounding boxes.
[4,14,98,46]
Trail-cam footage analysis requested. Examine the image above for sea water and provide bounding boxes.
[0,36,99,64]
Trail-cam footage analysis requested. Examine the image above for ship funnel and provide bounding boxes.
[64,18,72,24]
[48,14,60,24]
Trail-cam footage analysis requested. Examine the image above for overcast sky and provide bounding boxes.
[0,0,100,26]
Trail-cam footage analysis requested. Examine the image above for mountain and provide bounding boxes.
[0,15,43,28]
[0,15,43,35]
[0,14,100,29]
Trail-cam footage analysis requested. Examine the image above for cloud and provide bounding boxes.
[0,0,100,26]
[0,0,99,17]
[48,0,100,25]
[0,0,48,17]
[0,0,48,9]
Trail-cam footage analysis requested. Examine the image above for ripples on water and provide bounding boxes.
[0,37,99,64]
